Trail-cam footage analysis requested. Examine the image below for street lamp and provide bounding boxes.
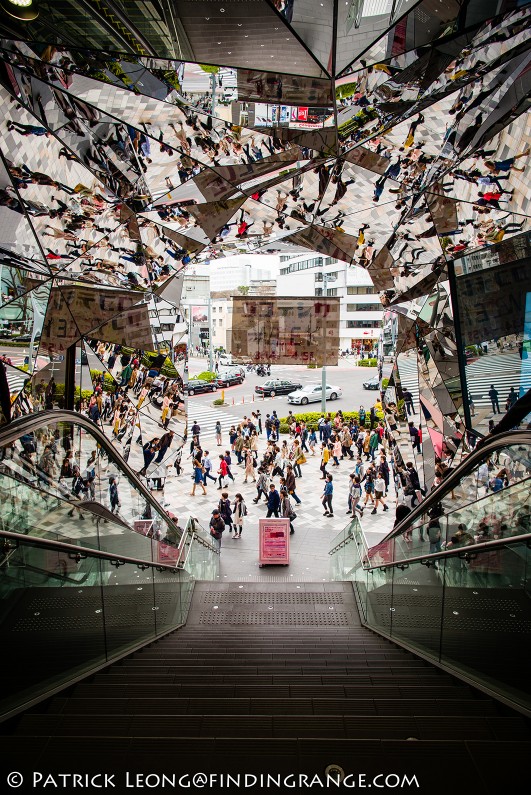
[319,269,336,413]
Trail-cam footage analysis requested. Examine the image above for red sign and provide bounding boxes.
[259,518,290,566]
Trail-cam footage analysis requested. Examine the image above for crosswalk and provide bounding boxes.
[186,401,254,439]
[397,351,531,411]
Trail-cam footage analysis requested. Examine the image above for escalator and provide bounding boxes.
[329,429,531,715]
[0,409,218,563]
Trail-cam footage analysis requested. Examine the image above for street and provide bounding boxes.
[188,356,388,430]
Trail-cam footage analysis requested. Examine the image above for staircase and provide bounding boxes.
[2,582,530,794]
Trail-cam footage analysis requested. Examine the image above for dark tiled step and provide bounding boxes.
[14,713,529,741]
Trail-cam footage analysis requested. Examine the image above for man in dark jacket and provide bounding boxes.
[209,508,225,546]
[284,465,302,505]
[266,484,281,517]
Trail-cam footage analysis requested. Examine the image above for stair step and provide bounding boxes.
[15,713,529,740]
[44,696,499,717]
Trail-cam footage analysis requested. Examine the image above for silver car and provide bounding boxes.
[287,383,342,405]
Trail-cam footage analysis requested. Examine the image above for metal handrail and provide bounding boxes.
[0,410,219,555]
[363,531,531,571]
[0,528,183,572]
[383,430,531,543]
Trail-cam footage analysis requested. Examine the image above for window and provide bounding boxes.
[315,288,323,297]
[347,303,382,312]
[212,306,216,312]
[326,288,337,296]
[346,320,381,329]
[218,318,223,326]
[347,286,375,295]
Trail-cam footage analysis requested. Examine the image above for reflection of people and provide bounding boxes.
[488,385,500,414]
[274,0,294,24]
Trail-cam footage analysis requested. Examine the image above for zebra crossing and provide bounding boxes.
[187,400,255,439]
[397,351,531,410]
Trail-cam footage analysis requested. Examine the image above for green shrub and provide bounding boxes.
[358,358,377,367]
[213,398,225,406]
[89,369,116,392]
[277,409,384,432]
[382,378,389,390]
[196,371,217,382]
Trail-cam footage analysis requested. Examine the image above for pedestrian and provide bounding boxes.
[322,473,334,517]
[402,389,415,415]
[284,464,302,504]
[215,420,222,446]
[362,470,375,507]
[109,476,120,514]
[488,385,500,414]
[232,492,247,538]
[209,508,225,547]
[218,491,233,534]
[201,450,217,484]
[347,474,364,517]
[372,474,389,515]
[190,453,207,496]
[320,443,330,479]
[254,467,269,503]
[217,454,228,489]
[280,487,295,534]
[332,437,341,466]
[428,518,442,555]
[408,422,421,453]
[244,448,256,483]
[224,450,235,483]
[308,427,317,455]
[266,483,281,517]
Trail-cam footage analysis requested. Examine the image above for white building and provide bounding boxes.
[208,254,279,292]
[277,254,382,352]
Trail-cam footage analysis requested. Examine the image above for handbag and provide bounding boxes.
[289,511,297,520]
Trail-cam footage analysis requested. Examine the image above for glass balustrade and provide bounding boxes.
[0,533,195,719]
[0,415,220,577]
[330,516,531,712]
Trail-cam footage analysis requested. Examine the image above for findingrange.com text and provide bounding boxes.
[7,772,420,789]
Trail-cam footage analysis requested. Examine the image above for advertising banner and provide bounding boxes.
[230,296,340,365]
[259,518,291,566]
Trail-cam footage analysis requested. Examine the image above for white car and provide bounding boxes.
[287,383,342,405]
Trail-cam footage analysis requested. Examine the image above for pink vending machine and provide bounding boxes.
[258,518,290,567]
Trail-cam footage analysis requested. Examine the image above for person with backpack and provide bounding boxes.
[215,420,222,446]
[218,491,233,534]
[232,493,247,538]
[280,487,296,534]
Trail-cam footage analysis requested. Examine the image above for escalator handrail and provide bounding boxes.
[362,530,531,572]
[0,410,219,556]
[0,528,184,572]
[382,430,531,544]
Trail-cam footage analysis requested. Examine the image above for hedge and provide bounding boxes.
[278,410,384,432]
[382,378,389,390]
[358,358,377,367]
[196,371,217,382]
